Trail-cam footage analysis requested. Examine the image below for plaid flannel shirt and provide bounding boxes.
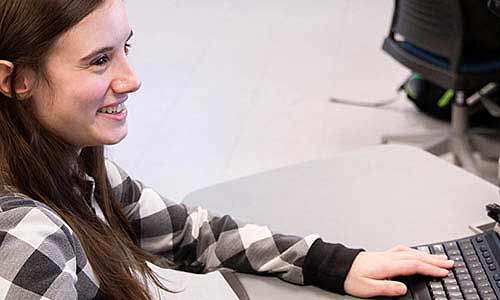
[0,160,362,299]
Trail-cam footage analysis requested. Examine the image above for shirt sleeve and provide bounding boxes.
[303,239,364,294]
[106,160,320,285]
[0,202,79,300]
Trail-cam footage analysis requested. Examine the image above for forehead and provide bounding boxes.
[50,0,130,60]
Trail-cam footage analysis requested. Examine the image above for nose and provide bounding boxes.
[111,57,142,94]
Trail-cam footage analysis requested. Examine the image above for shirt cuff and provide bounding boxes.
[303,238,364,294]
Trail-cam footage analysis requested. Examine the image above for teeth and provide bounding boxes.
[98,103,126,114]
[116,103,125,112]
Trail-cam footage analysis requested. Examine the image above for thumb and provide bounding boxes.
[364,279,408,297]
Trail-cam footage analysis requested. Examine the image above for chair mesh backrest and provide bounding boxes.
[391,0,463,63]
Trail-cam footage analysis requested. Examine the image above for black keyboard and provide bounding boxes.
[399,231,500,300]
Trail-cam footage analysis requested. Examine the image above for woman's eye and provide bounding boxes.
[124,43,132,55]
[92,55,110,66]
[90,44,131,67]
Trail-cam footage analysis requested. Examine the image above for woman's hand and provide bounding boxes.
[344,245,455,297]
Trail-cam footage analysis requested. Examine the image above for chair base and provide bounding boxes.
[381,103,500,177]
[382,130,500,174]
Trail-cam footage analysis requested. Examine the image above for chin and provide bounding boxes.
[103,134,128,145]
[101,126,128,145]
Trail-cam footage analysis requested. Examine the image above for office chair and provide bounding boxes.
[381,0,500,176]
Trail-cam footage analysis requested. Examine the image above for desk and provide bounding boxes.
[183,145,500,299]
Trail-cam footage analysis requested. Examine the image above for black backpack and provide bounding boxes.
[404,74,500,128]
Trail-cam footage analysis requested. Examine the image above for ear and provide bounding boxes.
[0,60,34,99]
[0,60,14,98]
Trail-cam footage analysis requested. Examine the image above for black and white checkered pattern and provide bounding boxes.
[0,161,320,299]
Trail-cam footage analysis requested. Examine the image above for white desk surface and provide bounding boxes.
[183,145,500,299]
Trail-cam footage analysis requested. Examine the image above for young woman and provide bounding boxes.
[0,0,454,299]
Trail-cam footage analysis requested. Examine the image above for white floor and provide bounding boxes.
[109,0,450,201]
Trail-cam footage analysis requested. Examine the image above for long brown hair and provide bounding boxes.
[0,1,168,299]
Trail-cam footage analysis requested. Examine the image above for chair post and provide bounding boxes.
[451,91,468,135]
[449,91,480,175]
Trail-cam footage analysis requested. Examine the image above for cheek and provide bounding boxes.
[71,78,110,109]
[50,78,110,119]
[33,78,110,125]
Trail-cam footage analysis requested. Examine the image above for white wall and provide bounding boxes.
[108,0,444,201]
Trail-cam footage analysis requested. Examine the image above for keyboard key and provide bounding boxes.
[450,255,464,262]
[459,240,473,250]
[431,290,446,297]
[447,249,461,256]
[493,273,500,281]
[486,257,494,264]
[489,264,497,271]
[462,287,478,294]
[448,291,463,298]
[476,277,490,284]
[483,251,491,258]
[417,246,430,254]
[457,274,472,281]
[458,280,474,288]
[464,294,480,300]
[476,236,484,243]
[455,268,469,275]
[447,271,455,278]
[444,278,458,285]
[445,242,459,251]
[476,281,491,289]
[429,282,443,290]
[479,288,494,295]
[480,245,488,252]
[468,262,481,269]
[463,250,476,256]
[445,284,460,293]
[483,296,496,300]
[403,277,431,300]
[432,244,445,254]
[465,256,479,263]
[470,269,485,276]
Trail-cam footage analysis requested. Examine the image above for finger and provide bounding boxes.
[390,246,447,259]
[406,247,448,259]
[360,279,408,297]
[417,254,454,268]
[386,259,451,278]
[390,246,449,261]
[392,251,455,268]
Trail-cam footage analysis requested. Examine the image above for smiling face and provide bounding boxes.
[29,0,141,149]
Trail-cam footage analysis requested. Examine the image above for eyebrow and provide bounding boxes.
[79,30,134,63]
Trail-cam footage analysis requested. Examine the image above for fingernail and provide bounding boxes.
[396,282,407,294]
